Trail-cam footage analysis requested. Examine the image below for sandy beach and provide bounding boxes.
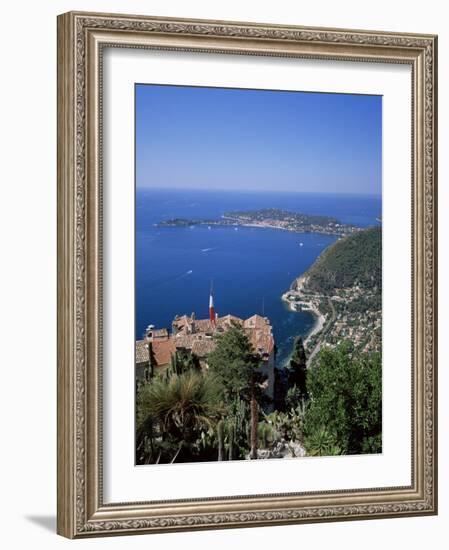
[304,306,325,345]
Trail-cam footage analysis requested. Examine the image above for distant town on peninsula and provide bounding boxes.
[157,208,361,237]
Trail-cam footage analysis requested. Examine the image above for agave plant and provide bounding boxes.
[304,426,342,457]
[137,370,225,463]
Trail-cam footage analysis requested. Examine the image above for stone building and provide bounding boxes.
[135,293,275,398]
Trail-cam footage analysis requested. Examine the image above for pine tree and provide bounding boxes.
[208,323,260,400]
[208,323,266,459]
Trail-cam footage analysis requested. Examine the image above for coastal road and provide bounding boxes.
[307,297,336,367]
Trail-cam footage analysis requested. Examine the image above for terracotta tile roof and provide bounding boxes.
[191,338,217,357]
[173,316,218,336]
[173,335,196,349]
[135,339,176,367]
[191,319,215,333]
[172,315,192,332]
[217,314,243,328]
[137,312,274,367]
[244,314,270,330]
[153,339,177,366]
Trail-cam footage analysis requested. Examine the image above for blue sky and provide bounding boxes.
[136,84,382,196]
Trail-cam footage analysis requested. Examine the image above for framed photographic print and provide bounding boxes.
[57,11,438,538]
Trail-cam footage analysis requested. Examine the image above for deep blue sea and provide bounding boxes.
[136,189,381,366]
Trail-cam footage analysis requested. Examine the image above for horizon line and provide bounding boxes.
[136,186,382,198]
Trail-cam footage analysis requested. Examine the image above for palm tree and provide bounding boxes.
[137,370,224,463]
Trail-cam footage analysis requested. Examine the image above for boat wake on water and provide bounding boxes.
[146,270,193,289]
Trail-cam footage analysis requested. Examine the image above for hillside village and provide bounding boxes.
[136,305,275,398]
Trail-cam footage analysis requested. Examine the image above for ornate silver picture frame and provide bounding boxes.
[57,11,437,538]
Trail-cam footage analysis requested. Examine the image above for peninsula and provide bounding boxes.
[157,208,360,237]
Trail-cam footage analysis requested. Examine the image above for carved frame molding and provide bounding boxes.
[57,11,437,538]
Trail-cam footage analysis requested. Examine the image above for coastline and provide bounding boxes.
[280,225,383,365]
[141,193,380,369]
[304,306,325,345]
[281,275,326,347]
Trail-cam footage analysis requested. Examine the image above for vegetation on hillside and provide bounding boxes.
[305,226,382,293]
[304,343,382,455]
[287,226,382,355]
[136,335,382,463]
[136,323,268,464]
